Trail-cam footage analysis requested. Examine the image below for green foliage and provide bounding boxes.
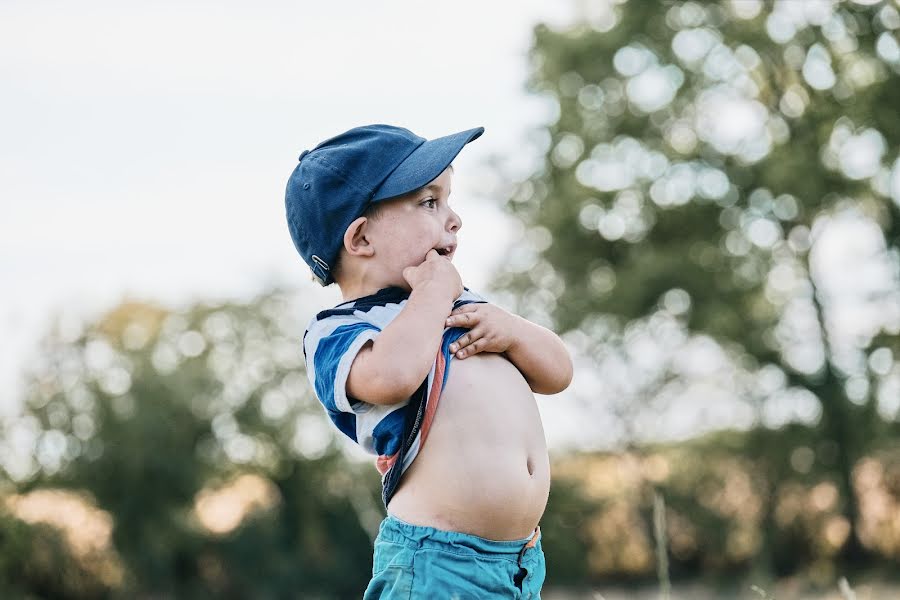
[0,510,107,599]
[496,0,900,578]
[0,286,897,594]
[3,1,900,593]
[539,476,596,582]
[543,429,900,589]
[2,291,383,598]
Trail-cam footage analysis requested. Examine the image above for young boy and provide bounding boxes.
[285,124,572,599]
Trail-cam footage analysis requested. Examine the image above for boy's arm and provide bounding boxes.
[502,316,573,395]
[346,251,462,405]
[346,284,453,405]
[445,305,573,395]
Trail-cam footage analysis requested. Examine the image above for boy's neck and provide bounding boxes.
[337,261,409,303]
[339,279,406,303]
[340,283,374,303]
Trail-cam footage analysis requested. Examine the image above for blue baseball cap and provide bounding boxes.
[285,124,484,285]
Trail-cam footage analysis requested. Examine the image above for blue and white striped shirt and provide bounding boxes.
[303,286,487,506]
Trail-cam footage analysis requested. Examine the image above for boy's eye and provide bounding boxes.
[421,198,437,208]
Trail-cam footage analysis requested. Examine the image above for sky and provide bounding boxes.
[4,1,896,458]
[0,1,602,449]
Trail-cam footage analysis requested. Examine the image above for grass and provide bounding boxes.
[651,492,859,600]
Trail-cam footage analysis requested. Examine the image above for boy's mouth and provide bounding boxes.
[434,244,456,260]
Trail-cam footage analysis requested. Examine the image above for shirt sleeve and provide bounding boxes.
[457,287,489,306]
[303,316,380,415]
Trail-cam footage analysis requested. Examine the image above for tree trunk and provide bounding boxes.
[807,269,872,566]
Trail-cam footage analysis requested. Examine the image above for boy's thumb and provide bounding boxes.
[402,265,415,281]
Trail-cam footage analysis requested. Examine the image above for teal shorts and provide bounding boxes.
[363,514,545,599]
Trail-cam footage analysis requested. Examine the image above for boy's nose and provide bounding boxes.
[448,209,462,232]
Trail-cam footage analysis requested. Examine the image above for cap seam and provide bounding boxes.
[303,153,369,195]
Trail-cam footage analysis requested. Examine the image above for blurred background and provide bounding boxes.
[2,0,900,598]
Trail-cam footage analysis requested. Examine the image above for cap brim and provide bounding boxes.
[370,127,484,201]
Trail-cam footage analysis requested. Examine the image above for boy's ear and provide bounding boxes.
[343,216,375,257]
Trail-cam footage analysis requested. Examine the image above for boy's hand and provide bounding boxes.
[402,249,463,302]
[444,303,519,359]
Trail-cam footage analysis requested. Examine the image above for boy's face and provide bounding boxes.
[366,166,461,288]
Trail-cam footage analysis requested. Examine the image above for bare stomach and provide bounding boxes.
[386,351,551,541]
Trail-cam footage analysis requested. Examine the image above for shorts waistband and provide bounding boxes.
[380,513,541,557]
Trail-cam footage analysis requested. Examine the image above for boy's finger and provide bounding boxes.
[450,304,478,315]
[450,327,484,354]
[449,334,470,353]
[456,337,486,358]
[445,311,477,327]
[450,302,478,317]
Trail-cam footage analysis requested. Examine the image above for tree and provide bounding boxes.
[2,291,383,598]
[497,0,900,573]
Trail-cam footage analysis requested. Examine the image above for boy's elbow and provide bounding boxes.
[553,365,574,394]
[529,376,571,395]
[562,356,574,389]
[529,356,573,395]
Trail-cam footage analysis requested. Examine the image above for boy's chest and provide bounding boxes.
[437,352,537,429]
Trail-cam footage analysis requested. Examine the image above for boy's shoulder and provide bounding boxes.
[301,284,492,410]
[308,286,488,331]
[303,286,489,358]
[321,286,409,316]
[306,286,411,335]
